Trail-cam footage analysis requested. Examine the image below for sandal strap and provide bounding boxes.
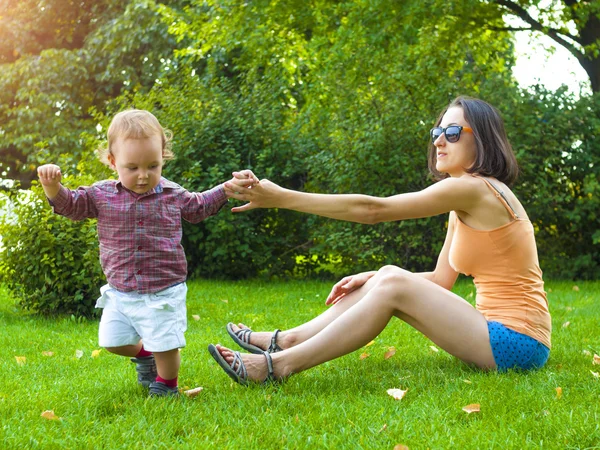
[268,329,283,353]
[232,351,248,381]
[237,328,252,344]
[262,351,275,383]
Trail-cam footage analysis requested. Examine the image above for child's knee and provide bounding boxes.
[104,346,121,354]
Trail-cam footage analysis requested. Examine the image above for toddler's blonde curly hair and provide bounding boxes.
[97,109,174,167]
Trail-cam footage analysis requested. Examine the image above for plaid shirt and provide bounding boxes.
[49,177,227,294]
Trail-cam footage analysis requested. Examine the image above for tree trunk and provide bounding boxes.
[579,13,600,93]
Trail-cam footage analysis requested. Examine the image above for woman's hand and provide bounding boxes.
[225,175,287,212]
[325,271,377,305]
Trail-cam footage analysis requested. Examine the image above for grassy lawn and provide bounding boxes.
[1,279,599,449]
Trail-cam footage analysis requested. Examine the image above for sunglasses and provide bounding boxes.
[430,125,473,144]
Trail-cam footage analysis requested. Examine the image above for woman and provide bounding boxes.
[211,96,551,384]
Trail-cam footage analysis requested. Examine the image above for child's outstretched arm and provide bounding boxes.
[37,164,62,200]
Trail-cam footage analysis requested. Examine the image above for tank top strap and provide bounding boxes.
[472,175,519,220]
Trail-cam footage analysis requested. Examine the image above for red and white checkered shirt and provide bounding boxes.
[49,177,227,294]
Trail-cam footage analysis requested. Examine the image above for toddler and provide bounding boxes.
[37,109,255,396]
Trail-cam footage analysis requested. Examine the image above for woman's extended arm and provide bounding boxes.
[225,173,480,224]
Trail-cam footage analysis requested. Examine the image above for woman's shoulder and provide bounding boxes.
[433,175,487,196]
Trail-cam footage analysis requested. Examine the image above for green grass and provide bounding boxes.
[1,280,599,449]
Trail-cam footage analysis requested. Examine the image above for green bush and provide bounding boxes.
[0,182,104,316]
[106,75,313,279]
[508,89,600,279]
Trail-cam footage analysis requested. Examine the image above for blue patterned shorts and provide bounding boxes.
[487,321,550,372]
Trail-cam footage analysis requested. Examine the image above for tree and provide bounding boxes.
[480,0,600,93]
[0,0,180,187]
[148,0,522,276]
[0,0,120,64]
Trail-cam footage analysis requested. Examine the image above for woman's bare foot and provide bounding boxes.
[230,323,292,351]
[214,344,287,382]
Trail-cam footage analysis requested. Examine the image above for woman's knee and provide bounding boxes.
[376,265,412,287]
[370,266,416,304]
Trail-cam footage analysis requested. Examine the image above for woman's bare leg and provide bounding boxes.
[229,274,382,350]
[214,266,496,381]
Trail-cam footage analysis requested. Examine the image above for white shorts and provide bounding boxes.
[96,283,187,352]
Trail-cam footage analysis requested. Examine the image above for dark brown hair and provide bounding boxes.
[427,96,519,186]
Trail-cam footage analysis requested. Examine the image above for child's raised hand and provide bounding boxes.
[37,164,62,187]
[233,170,259,186]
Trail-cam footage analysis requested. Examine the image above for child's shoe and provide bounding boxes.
[148,381,179,397]
[130,355,157,388]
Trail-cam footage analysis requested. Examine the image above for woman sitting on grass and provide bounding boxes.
[209,96,552,384]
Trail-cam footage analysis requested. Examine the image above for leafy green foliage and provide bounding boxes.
[509,88,600,279]
[0,0,121,63]
[145,0,521,277]
[112,74,312,278]
[1,0,598,291]
[0,182,104,316]
[0,0,177,187]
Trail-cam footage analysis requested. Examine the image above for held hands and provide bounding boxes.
[224,170,259,199]
[224,170,285,212]
[37,164,62,187]
[325,272,375,305]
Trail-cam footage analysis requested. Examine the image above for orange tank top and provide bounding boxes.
[449,176,552,348]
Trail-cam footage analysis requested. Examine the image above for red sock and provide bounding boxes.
[156,375,178,387]
[136,346,153,358]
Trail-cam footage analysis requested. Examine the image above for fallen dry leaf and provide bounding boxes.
[184,387,203,398]
[591,371,599,379]
[366,340,375,347]
[393,445,410,450]
[555,387,562,398]
[91,350,101,358]
[384,347,396,360]
[462,404,480,414]
[41,410,61,421]
[221,299,229,304]
[572,285,579,291]
[583,350,591,356]
[429,345,439,353]
[360,352,370,360]
[593,354,600,365]
[387,388,407,400]
[562,321,570,328]
[378,424,387,433]
[75,350,83,359]
[42,351,54,357]
[15,356,26,366]
[463,379,472,384]
[192,315,200,321]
